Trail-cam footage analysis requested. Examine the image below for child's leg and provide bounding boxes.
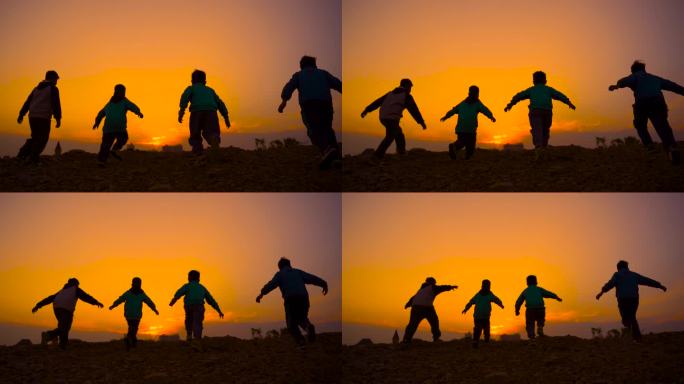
[188,112,204,154]
[465,133,476,159]
[524,309,536,339]
[192,305,205,339]
[542,110,552,148]
[98,133,116,163]
[28,118,51,162]
[127,318,141,347]
[375,119,400,158]
[528,110,545,149]
[632,103,654,147]
[537,308,546,337]
[649,99,678,152]
[183,305,194,340]
[483,318,491,342]
[111,131,129,152]
[284,297,306,344]
[402,307,425,342]
[395,127,407,155]
[54,308,74,349]
[201,111,221,149]
[425,307,441,341]
[473,319,483,345]
[453,134,466,151]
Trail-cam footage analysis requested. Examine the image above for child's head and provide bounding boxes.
[66,277,79,287]
[188,270,200,282]
[617,260,629,271]
[45,70,59,84]
[526,275,538,286]
[481,279,491,291]
[131,277,142,289]
[278,257,292,270]
[110,84,126,103]
[631,60,646,74]
[532,71,547,85]
[192,70,207,85]
[400,78,413,93]
[424,277,436,285]
[468,85,480,98]
[300,55,317,69]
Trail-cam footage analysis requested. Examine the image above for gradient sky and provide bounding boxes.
[343,194,684,343]
[0,0,341,152]
[0,194,341,345]
[342,0,684,153]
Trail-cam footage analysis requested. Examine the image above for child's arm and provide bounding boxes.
[440,104,460,122]
[31,293,56,313]
[256,273,280,303]
[540,288,562,302]
[77,288,104,308]
[361,93,387,118]
[279,73,299,113]
[492,295,504,309]
[178,87,192,123]
[659,77,684,96]
[169,284,188,306]
[434,284,458,294]
[406,95,427,130]
[301,271,328,295]
[514,291,525,315]
[143,294,159,315]
[609,74,635,91]
[18,90,33,124]
[93,108,106,129]
[404,295,414,309]
[325,70,342,94]
[462,297,475,314]
[109,293,126,310]
[635,273,667,291]
[504,89,530,112]
[479,103,496,122]
[51,85,62,128]
[550,88,576,110]
[203,288,224,318]
[214,94,230,128]
[126,100,143,118]
[596,274,616,300]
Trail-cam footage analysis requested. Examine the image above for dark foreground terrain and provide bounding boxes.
[343,143,684,191]
[0,333,341,384]
[0,145,339,191]
[342,332,684,384]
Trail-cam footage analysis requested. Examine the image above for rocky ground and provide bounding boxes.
[0,332,341,384]
[342,332,684,384]
[342,142,684,191]
[0,145,340,192]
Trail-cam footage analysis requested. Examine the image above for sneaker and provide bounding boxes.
[41,332,50,346]
[110,151,122,161]
[306,324,316,343]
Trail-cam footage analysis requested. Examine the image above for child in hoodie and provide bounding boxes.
[93,84,143,165]
[440,86,496,160]
[504,71,576,159]
[178,70,230,155]
[109,277,159,350]
[402,277,458,343]
[462,279,504,348]
[514,275,562,339]
[361,78,427,159]
[17,70,62,164]
[31,278,104,349]
[169,270,224,346]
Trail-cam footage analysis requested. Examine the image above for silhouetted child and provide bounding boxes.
[462,279,504,348]
[93,84,143,166]
[169,270,224,347]
[178,70,230,154]
[256,257,328,346]
[279,55,343,170]
[504,71,576,159]
[514,275,561,340]
[31,278,104,349]
[109,277,159,350]
[609,61,684,164]
[402,277,457,343]
[361,79,427,159]
[596,260,666,342]
[17,70,62,164]
[440,86,496,160]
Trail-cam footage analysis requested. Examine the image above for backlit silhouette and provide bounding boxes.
[440,85,496,160]
[514,275,562,340]
[402,277,457,343]
[17,70,62,164]
[462,279,504,348]
[109,277,159,350]
[93,84,143,166]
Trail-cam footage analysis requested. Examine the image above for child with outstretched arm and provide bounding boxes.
[514,275,562,340]
[462,279,503,348]
[109,277,159,350]
[440,85,496,160]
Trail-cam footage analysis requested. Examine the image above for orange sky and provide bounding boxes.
[0,194,341,344]
[342,194,684,343]
[0,0,341,151]
[342,0,684,152]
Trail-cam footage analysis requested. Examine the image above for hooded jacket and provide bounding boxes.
[515,285,559,311]
[111,289,157,319]
[405,283,454,308]
[601,269,664,299]
[363,87,425,124]
[179,83,229,118]
[466,290,503,319]
[95,98,141,133]
[443,99,494,133]
[260,267,327,299]
[508,84,571,111]
[19,81,62,120]
[281,67,342,108]
[34,281,100,312]
[173,281,222,312]
[616,71,684,102]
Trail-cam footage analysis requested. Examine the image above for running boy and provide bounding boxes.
[109,277,159,350]
[462,279,504,348]
[514,275,562,340]
[440,85,496,159]
[93,84,143,165]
